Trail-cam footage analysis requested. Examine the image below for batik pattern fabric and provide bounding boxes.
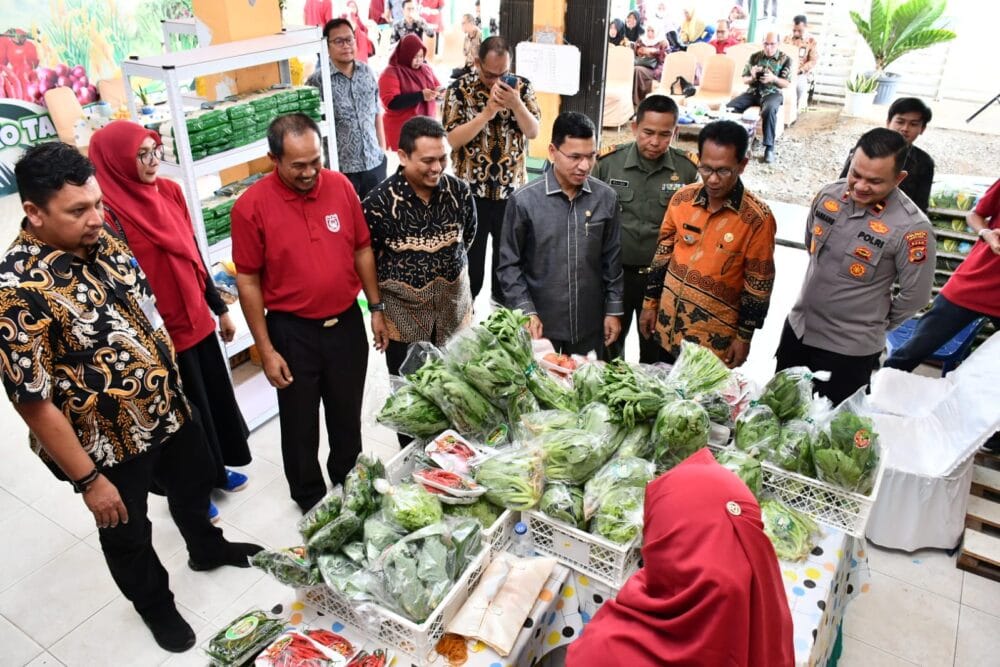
[644,181,776,359]
[363,172,477,345]
[0,227,188,469]
[441,71,542,201]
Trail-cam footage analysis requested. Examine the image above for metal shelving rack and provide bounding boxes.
[121,26,338,430]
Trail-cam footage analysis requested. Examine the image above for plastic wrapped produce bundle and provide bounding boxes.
[583,456,656,520]
[535,428,614,485]
[525,363,576,411]
[506,387,542,426]
[205,610,285,667]
[758,367,826,422]
[590,485,645,544]
[539,482,585,528]
[666,340,732,397]
[378,482,444,532]
[445,326,527,407]
[695,390,734,427]
[760,499,819,561]
[651,399,711,468]
[410,358,507,440]
[812,396,880,494]
[474,447,545,510]
[343,453,385,516]
[573,362,605,407]
[516,409,578,440]
[307,510,362,557]
[734,404,781,458]
[376,382,451,437]
[297,487,343,540]
[483,308,534,368]
[768,419,816,477]
[443,497,503,529]
[614,422,655,460]
[250,546,321,587]
[715,448,762,498]
[364,511,407,561]
[600,358,672,427]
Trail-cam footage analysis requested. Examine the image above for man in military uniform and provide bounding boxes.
[594,95,698,362]
[777,128,935,405]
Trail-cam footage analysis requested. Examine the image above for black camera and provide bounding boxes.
[755,69,766,81]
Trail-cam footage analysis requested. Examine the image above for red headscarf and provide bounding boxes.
[89,120,216,353]
[387,34,438,116]
[566,448,795,667]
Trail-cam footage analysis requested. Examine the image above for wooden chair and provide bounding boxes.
[683,54,735,110]
[655,50,698,97]
[43,86,85,147]
[603,44,635,128]
[685,42,716,75]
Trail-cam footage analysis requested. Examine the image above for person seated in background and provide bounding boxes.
[609,18,627,46]
[783,14,818,110]
[838,97,935,213]
[632,23,670,107]
[566,448,795,667]
[729,4,750,42]
[711,20,739,53]
[391,0,434,44]
[623,10,643,45]
[679,6,714,45]
[726,32,791,164]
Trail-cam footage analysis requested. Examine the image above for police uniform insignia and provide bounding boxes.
[909,247,927,263]
[683,233,696,244]
[854,246,873,260]
[671,173,680,181]
[849,262,866,277]
[905,230,928,246]
[723,232,734,243]
[869,220,889,234]
[813,224,824,237]
[815,211,835,224]
[871,200,887,215]
[906,230,928,263]
[823,199,840,213]
[610,178,629,187]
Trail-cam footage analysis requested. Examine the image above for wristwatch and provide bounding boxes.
[71,468,101,494]
[978,228,994,240]
[368,302,386,313]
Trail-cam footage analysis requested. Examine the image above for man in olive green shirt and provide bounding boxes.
[594,95,699,362]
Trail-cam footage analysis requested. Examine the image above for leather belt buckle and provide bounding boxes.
[323,317,339,328]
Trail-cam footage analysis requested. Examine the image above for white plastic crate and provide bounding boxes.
[303,548,489,664]
[524,510,640,590]
[384,439,516,554]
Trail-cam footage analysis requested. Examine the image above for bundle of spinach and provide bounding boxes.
[760,498,819,562]
[600,358,671,428]
[812,409,879,494]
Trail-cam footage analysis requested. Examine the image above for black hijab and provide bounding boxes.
[609,18,626,45]
[624,11,643,42]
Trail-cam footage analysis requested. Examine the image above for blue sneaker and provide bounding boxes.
[208,501,220,524]
[223,469,249,492]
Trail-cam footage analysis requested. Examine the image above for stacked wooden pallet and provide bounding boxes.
[958,450,1000,581]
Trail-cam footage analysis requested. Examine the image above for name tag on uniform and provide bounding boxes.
[663,183,682,191]
[140,295,165,331]
[609,179,629,187]
[814,210,835,224]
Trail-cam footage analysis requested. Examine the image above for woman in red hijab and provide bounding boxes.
[378,33,441,150]
[566,448,794,667]
[89,121,252,517]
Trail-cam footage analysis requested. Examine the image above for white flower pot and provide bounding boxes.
[844,91,876,117]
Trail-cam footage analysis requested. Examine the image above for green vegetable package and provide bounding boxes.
[590,485,645,545]
[376,383,450,437]
[535,428,613,485]
[379,482,444,532]
[445,326,527,406]
[768,420,816,477]
[206,610,285,667]
[249,547,321,588]
[483,308,534,368]
[758,367,821,422]
[572,362,605,407]
[760,499,819,561]
[734,404,781,457]
[474,447,545,510]
[613,422,655,459]
[715,448,763,498]
[583,456,656,520]
[666,340,732,397]
[812,405,879,494]
[410,358,506,440]
[651,399,711,467]
[600,358,671,427]
[539,482,585,528]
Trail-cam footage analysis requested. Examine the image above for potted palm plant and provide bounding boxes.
[849,0,957,104]
[844,74,879,116]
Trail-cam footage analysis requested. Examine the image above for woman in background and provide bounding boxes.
[632,23,669,106]
[89,121,252,520]
[623,10,643,44]
[609,18,626,46]
[566,448,795,666]
[378,33,442,150]
[343,0,374,62]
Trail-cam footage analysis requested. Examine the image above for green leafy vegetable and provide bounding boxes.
[206,610,285,667]
[250,546,321,587]
[759,367,816,422]
[614,422,655,459]
[307,510,362,557]
[760,499,819,562]
[446,326,527,406]
[812,409,879,494]
[577,401,614,438]
[715,448,763,498]
[483,308,534,368]
[666,340,732,397]
[442,497,503,529]
[535,428,612,484]
[297,487,343,541]
[506,387,541,426]
[539,483,585,528]
[473,447,545,510]
[363,511,406,562]
[517,409,579,439]
[600,358,671,428]
[590,486,645,544]
[525,363,576,411]
[734,404,781,457]
[695,390,734,427]
[651,399,711,467]
[573,362,605,407]
[376,383,450,437]
[583,456,656,520]
[768,420,816,476]
[343,453,385,517]
[410,358,506,439]
[380,483,444,532]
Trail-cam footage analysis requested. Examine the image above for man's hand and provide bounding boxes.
[262,349,294,388]
[604,316,622,346]
[493,81,519,110]
[527,314,544,340]
[985,229,1000,255]
[724,338,751,369]
[83,475,128,529]
[483,94,504,120]
[371,312,389,352]
[639,309,657,339]
[218,312,236,343]
[761,69,775,84]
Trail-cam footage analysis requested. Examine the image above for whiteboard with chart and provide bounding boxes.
[514,42,582,96]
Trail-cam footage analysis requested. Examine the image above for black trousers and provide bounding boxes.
[267,304,368,509]
[98,419,226,617]
[728,90,783,148]
[469,196,508,301]
[609,266,662,363]
[550,329,608,359]
[884,294,999,372]
[774,320,880,406]
[345,155,388,201]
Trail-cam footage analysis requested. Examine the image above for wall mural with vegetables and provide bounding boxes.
[0,0,193,196]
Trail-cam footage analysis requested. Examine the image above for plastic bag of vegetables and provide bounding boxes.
[583,456,656,520]
[666,340,732,398]
[525,363,576,411]
[572,361,605,407]
[535,428,612,485]
[812,394,879,494]
[600,358,671,428]
[539,482,585,528]
[250,546,321,587]
[577,401,615,438]
[205,610,286,667]
[758,367,828,422]
[714,448,763,498]
[297,486,343,541]
[376,382,450,437]
[307,510,362,557]
[473,446,545,510]
[443,496,503,529]
[768,419,816,477]
[341,540,366,565]
[590,486,645,545]
[445,326,527,407]
[695,390,734,427]
[734,404,781,457]
[484,307,534,368]
[343,453,385,517]
[614,422,654,459]
[410,357,507,440]
[378,481,444,532]
[506,387,541,427]
[316,552,360,594]
[363,511,407,562]
[515,408,578,440]
[651,399,711,467]
[760,498,819,562]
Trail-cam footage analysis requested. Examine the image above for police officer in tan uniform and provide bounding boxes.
[594,95,699,362]
[776,128,935,404]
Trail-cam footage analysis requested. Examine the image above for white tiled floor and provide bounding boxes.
[1,200,998,666]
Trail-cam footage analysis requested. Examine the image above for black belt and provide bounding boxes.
[624,265,652,274]
[268,303,358,328]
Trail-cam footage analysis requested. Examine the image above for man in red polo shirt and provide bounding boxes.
[232,113,389,512]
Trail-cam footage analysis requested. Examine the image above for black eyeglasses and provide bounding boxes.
[329,36,356,47]
[136,146,165,165]
[697,165,735,179]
